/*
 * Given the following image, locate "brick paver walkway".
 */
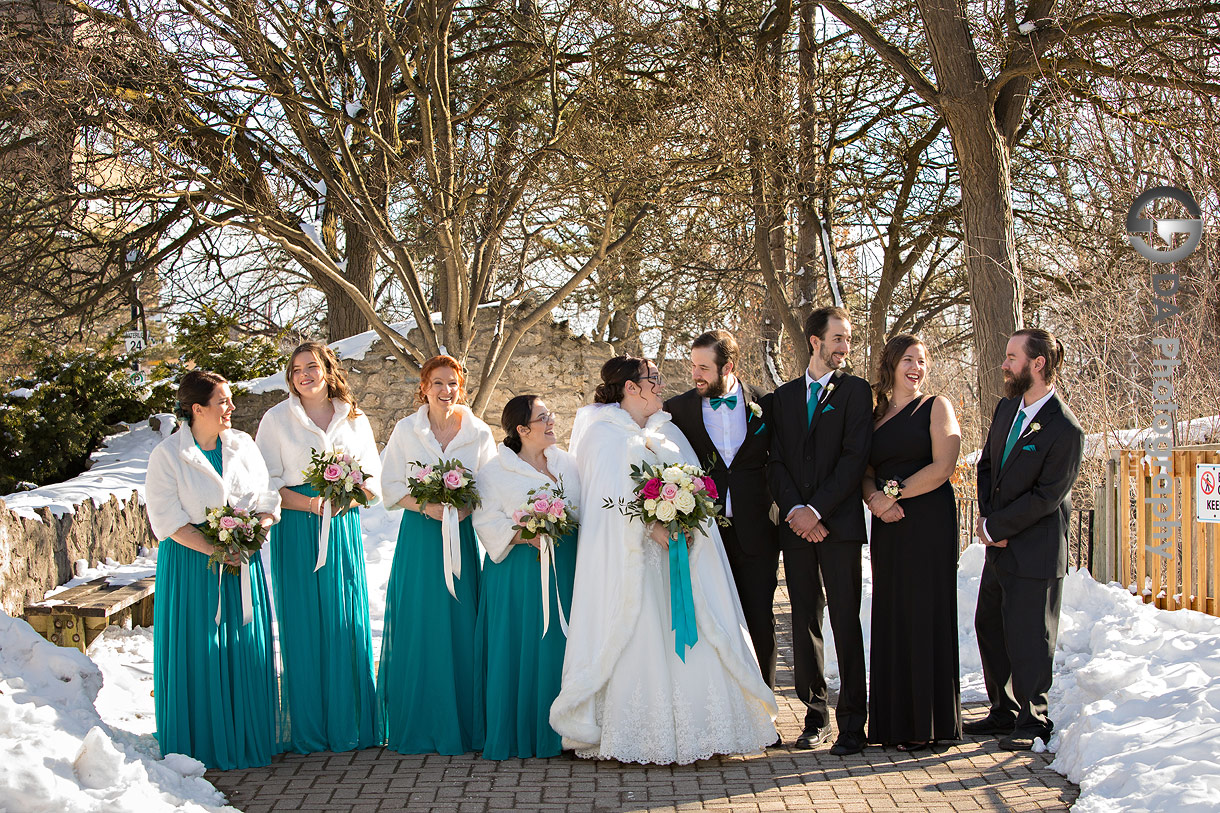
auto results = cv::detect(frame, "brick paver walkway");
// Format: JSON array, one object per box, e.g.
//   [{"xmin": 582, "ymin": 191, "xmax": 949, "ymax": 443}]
[{"xmin": 210, "ymin": 573, "xmax": 1079, "ymax": 812}]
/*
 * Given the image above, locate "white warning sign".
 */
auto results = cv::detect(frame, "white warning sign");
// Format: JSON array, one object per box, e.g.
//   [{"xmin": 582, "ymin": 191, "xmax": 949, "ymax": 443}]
[{"xmin": 1197, "ymin": 464, "xmax": 1220, "ymax": 523}]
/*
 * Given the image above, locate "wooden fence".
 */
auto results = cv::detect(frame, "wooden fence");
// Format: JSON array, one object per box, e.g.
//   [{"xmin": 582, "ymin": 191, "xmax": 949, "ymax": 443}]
[{"xmin": 1095, "ymin": 446, "xmax": 1219, "ymax": 617}]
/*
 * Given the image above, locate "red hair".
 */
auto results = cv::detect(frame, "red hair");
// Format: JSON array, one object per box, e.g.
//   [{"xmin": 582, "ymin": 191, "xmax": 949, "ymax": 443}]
[{"xmin": 416, "ymin": 355, "xmax": 467, "ymax": 406}]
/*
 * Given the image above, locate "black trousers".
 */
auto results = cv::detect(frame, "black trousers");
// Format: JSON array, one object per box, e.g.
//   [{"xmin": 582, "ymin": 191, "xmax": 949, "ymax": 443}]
[
  {"xmin": 720, "ymin": 521, "xmax": 780, "ymax": 687},
  {"xmin": 782, "ymin": 538, "xmax": 867, "ymax": 736},
  {"xmin": 974, "ymin": 556, "xmax": 1063, "ymax": 737}
]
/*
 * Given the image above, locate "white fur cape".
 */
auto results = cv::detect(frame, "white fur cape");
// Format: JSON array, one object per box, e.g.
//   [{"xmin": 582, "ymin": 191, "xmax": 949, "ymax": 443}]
[
  {"xmin": 472, "ymin": 444, "xmax": 582, "ymax": 563},
  {"xmin": 549, "ymin": 404, "xmax": 778, "ymax": 748}
]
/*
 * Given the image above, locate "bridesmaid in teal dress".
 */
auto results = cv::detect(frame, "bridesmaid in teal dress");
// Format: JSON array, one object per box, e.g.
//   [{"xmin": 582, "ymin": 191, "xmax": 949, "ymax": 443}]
[
  {"xmin": 144, "ymin": 369, "xmax": 283, "ymax": 770},
  {"xmin": 377, "ymin": 355, "xmax": 497, "ymax": 754},
  {"xmin": 255, "ymin": 342, "xmax": 382, "ymax": 753},
  {"xmin": 472, "ymin": 396, "xmax": 580, "ymax": 760}
]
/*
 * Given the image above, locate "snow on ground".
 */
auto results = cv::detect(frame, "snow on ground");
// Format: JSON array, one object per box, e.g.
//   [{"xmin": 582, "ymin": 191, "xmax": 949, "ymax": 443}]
[
  {"xmin": 1, "ymin": 417, "xmax": 175, "ymax": 520},
  {"xmin": 0, "ymin": 611, "xmax": 236, "ymax": 812}
]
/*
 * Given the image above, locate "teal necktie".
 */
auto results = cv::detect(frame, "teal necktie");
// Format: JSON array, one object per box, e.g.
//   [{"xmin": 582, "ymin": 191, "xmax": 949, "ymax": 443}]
[
  {"xmin": 806, "ymin": 381, "xmax": 822, "ymax": 425},
  {"xmin": 1001, "ymin": 408, "xmax": 1027, "ymax": 465},
  {"xmin": 710, "ymin": 394, "xmax": 737, "ymax": 411}
]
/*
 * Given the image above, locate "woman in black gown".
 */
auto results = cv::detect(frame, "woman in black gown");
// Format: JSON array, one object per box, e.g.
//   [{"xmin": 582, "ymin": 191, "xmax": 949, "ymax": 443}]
[{"xmin": 863, "ymin": 334, "xmax": 962, "ymax": 752}]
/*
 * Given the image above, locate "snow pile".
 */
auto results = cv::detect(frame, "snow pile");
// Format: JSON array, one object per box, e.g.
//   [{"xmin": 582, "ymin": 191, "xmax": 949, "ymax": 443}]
[
  {"xmin": 1049, "ymin": 571, "xmax": 1220, "ymax": 812},
  {"xmin": 0, "ymin": 611, "xmax": 237, "ymax": 812},
  {"xmin": 1, "ymin": 416, "xmax": 176, "ymax": 521}
]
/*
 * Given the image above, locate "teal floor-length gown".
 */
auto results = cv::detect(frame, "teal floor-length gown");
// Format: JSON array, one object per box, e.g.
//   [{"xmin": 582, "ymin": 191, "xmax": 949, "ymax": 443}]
[
  {"xmin": 475, "ymin": 530, "xmax": 577, "ymax": 760},
  {"xmin": 376, "ymin": 509, "xmax": 483, "ymax": 754},
  {"xmin": 271, "ymin": 483, "xmax": 381, "ymax": 753},
  {"xmin": 153, "ymin": 444, "xmax": 283, "ymax": 770}
]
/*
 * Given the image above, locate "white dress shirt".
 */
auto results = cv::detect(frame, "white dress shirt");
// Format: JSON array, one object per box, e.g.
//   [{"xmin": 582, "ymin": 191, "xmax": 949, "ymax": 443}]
[{"xmin": 701, "ymin": 379, "xmax": 747, "ymax": 517}]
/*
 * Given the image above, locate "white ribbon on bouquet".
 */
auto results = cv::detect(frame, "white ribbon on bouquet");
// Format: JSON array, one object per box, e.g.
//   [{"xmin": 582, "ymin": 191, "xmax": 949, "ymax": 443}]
[
  {"xmin": 314, "ymin": 499, "xmax": 333, "ymax": 572},
  {"xmin": 538, "ymin": 534, "xmax": 569, "ymax": 638},
  {"xmin": 441, "ymin": 503, "xmax": 463, "ymax": 599},
  {"xmin": 215, "ymin": 560, "xmax": 254, "ymax": 626}
]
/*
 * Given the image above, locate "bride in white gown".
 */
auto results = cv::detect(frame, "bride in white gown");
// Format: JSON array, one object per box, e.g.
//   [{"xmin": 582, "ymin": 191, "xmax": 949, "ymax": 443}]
[{"xmin": 550, "ymin": 356, "xmax": 778, "ymax": 764}]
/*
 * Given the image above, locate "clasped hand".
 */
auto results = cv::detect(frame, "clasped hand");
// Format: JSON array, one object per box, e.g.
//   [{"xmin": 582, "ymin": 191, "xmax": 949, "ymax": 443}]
[
  {"xmin": 787, "ymin": 506, "xmax": 828, "ymax": 542},
  {"xmin": 422, "ymin": 502, "xmax": 471, "ymax": 522},
  {"xmin": 866, "ymin": 492, "xmax": 904, "ymax": 524}
]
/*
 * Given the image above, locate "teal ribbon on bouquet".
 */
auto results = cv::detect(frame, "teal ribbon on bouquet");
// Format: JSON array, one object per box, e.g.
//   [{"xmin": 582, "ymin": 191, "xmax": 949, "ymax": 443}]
[{"xmin": 669, "ymin": 531, "xmax": 699, "ymax": 661}]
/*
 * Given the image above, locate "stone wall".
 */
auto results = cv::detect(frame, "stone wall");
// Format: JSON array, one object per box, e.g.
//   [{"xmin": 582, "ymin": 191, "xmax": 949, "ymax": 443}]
[
  {"xmin": 232, "ymin": 316, "xmax": 618, "ymax": 446},
  {"xmin": 0, "ymin": 491, "xmax": 153, "ymax": 618}
]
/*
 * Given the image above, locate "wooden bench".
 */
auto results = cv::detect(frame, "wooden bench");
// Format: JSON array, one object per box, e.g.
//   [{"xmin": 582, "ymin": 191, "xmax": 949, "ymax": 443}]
[{"xmin": 25, "ymin": 576, "xmax": 155, "ymax": 653}]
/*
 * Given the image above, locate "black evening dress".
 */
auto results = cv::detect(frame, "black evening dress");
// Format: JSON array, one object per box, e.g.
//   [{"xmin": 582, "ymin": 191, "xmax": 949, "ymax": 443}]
[{"xmin": 867, "ymin": 396, "xmax": 962, "ymax": 746}]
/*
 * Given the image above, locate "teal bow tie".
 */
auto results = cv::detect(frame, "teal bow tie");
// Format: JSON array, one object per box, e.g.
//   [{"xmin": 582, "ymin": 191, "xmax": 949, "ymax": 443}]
[{"xmin": 710, "ymin": 394, "xmax": 737, "ymax": 410}]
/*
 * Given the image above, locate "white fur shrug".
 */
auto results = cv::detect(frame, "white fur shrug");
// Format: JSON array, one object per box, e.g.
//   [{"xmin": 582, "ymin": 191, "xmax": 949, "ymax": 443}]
[
  {"xmin": 254, "ymin": 395, "xmax": 383, "ymax": 503},
  {"xmin": 380, "ymin": 405, "xmax": 497, "ymax": 510},
  {"xmin": 145, "ymin": 424, "xmax": 282, "ymax": 540},
  {"xmin": 472, "ymin": 444, "xmax": 582, "ymax": 563}
]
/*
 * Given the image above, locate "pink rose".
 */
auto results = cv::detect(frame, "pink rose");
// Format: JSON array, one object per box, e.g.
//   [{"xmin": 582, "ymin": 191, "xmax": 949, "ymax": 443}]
[
  {"xmin": 350, "ymin": 470, "xmax": 365, "ymax": 485},
  {"xmin": 323, "ymin": 463, "xmax": 343, "ymax": 482},
  {"xmin": 547, "ymin": 499, "xmax": 565, "ymax": 518},
  {"xmin": 660, "ymin": 482, "xmax": 679, "ymax": 501},
  {"xmin": 701, "ymin": 476, "xmax": 718, "ymax": 500},
  {"xmin": 414, "ymin": 464, "xmax": 433, "ymax": 482},
  {"xmin": 218, "ymin": 515, "xmax": 239, "ymax": 530},
  {"xmin": 533, "ymin": 497, "xmax": 551, "ymax": 514},
  {"xmin": 512, "ymin": 508, "xmax": 527, "ymax": 525},
  {"xmin": 443, "ymin": 469, "xmax": 464, "ymax": 489},
  {"xmin": 640, "ymin": 478, "xmax": 661, "ymax": 500},
  {"xmin": 341, "ymin": 453, "xmax": 354, "ymax": 465},
  {"xmin": 691, "ymin": 477, "xmax": 706, "ymax": 493}
]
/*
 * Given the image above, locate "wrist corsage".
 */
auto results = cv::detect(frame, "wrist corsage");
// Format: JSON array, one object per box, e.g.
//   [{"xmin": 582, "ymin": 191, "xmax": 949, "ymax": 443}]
[{"xmin": 878, "ymin": 477, "xmax": 904, "ymax": 499}]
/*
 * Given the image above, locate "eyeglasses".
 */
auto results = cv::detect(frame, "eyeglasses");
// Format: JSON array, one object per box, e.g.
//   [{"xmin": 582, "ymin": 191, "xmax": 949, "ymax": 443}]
[
  {"xmin": 638, "ymin": 372, "xmax": 665, "ymax": 390},
  {"xmin": 530, "ymin": 412, "xmax": 557, "ymax": 424}
]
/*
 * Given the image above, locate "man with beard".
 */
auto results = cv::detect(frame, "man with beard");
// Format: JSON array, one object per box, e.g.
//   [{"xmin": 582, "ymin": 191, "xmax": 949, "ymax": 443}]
[
  {"xmin": 664, "ymin": 330, "xmax": 780, "ymax": 695},
  {"xmin": 969, "ymin": 328, "xmax": 1083, "ymax": 751},
  {"xmin": 766, "ymin": 307, "xmax": 872, "ymax": 755}
]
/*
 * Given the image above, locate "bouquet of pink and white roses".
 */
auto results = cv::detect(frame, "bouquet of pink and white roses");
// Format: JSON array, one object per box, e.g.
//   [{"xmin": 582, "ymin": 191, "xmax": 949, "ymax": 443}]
[
  {"xmin": 303, "ymin": 447, "xmax": 372, "ymax": 509},
  {"xmin": 408, "ymin": 458, "xmax": 481, "ymax": 599},
  {"xmin": 302, "ymin": 447, "xmax": 372, "ymax": 571},
  {"xmin": 201, "ymin": 503, "xmax": 268, "ymax": 626},
  {"xmin": 607, "ymin": 461, "xmax": 727, "ymax": 539},
  {"xmin": 512, "ymin": 480, "xmax": 578, "ymax": 637},
  {"xmin": 512, "ymin": 481, "xmax": 578, "ymax": 543},
  {"xmin": 407, "ymin": 458, "xmax": 481, "ymax": 511},
  {"xmin": 202, "ymin": 504, "xmax": 268, "ymax": 574}
]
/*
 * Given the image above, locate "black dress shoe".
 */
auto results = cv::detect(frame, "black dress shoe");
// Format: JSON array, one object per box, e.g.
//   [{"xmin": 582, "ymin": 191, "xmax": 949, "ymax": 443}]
[
  {"xmin": 829, "ymin": 732, "xmax": 865, "ymax": 756},
  {"xmin": 998, "ymin": 733, "xmax": 1036, "ymax": 751},
  {"xmin": 767, "ymin": 735, "xmax": 783, "ymax": 748},
  {"xmin": 962, "ymin": 715, "xmax": 1016, "ymax": 736},
  {"xmin": 793, "ymin": 724, "xmax": 832, "ymax": 749}
]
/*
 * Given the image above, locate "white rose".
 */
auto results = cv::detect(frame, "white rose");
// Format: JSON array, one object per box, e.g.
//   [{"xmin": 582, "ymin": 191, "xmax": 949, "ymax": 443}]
[
  {"xmin": 655, "ymin": 500, "xmax": 678, "ymax": 522},
  {"xmin": 673, "ymin": 489, "xmax": 697, "ymax": 514},
  {"xmin": 219, "ymin": 529, "xmax": 231, "ymax": 541},
  {"xmin": 662, "ymin": 466, "xmax": 685, "ymax": 484},
  {"xmin": 644, "ymin": 498, "xmax": 658, "ymax": 512}
]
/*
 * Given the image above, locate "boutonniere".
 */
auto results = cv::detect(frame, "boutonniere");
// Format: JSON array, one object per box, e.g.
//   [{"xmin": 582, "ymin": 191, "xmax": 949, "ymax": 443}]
[
  {"xmin": 1024, "ymin": 422, "xmax": 1042, "ymax": 437},
  {"xmin": 823, "ymin": 382, "xmax": 837, "ymax": 397},
  {"xmin": 748, "ymin": 401, "xmax": 763, "ymax": 419}
]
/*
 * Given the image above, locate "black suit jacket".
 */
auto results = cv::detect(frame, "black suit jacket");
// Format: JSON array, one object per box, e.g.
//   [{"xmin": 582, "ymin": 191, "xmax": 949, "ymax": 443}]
[
  {"xmin": 664, "ymin": 383, "xmax": 778, "ymax": 552},
  {"xmin": 977, "ymin": 392, "xmax": 1085, "ymax": 579},
  {"xmin": 766, "ymin": 369, "xmax": 873, "ymax": 544}
]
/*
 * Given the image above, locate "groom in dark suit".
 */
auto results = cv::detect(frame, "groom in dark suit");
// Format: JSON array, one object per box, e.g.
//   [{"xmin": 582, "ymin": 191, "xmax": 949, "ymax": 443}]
[
  {"xmin": 664, "ymin": 330, "xmax": 780, "ymax": 688},
  {"xmin": 767, "ymin": 307, "xmax": 872, "ymax": 755},
  {"xmin": 969, "ymin": 328, "xmax": 1084, "ymax": 751}
]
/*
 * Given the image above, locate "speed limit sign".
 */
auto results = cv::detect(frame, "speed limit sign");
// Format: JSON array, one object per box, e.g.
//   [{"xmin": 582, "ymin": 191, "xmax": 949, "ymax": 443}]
[{"xmin": 1198, "ymin": 464, "xmax": 1220, "ymax": 523}]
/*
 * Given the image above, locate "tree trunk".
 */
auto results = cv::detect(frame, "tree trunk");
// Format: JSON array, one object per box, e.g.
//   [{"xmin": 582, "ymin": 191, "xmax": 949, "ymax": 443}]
[
  {"xmin": 944, "ymin": 100, "xmax": 1022, "ymax": 430},
  {"xmin": 324, "ymin": 222, "xmax": 376, "ymax": 341}
]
